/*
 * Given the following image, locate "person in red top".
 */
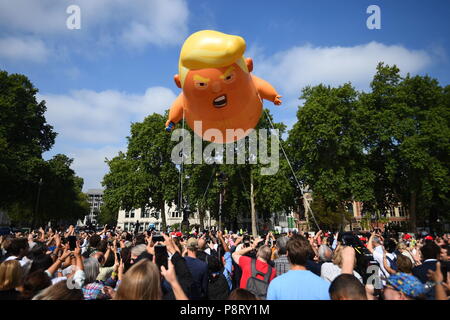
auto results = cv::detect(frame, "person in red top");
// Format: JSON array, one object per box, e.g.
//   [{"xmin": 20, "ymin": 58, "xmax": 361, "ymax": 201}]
[{"xmin": 232, "ymin": 237, "xmax": 276, "ymax": 289}]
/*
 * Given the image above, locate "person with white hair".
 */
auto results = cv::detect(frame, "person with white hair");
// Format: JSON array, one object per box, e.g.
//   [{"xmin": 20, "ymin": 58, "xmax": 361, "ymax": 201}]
[
  {"xmin": 274, "ymin": 236, "xmax": 290, "ymax": 276},
  {"xmin": 367, "ymin": 232, "xmax": 390, "ymax": 285},
  {"xmin": 318, "ymin": 244, "xmax": 333, "ymax": 263}
]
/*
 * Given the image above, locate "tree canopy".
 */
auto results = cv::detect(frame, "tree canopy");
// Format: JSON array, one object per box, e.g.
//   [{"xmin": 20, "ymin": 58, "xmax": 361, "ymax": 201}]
[
  {"xmin": 0, "ymin": 70, "xmax": 89, "ymax": 226},
  {"xmin": 288, "ymin": 63, "xmax": 449, "ymax": 231}
]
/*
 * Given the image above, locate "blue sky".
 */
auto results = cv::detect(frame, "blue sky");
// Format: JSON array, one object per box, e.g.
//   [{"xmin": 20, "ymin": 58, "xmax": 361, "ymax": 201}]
[{"xmin": 0, "ymin": 0, "xmax": 449, "ymax": 191}]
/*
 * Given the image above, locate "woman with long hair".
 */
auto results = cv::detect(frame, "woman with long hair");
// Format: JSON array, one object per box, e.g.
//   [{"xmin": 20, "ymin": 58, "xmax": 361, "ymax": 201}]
[
  {"xmin": 0, "ymin": 260, "xmax": 23, "ymax": 300},
  {"xmin": 114, "ymin": 258, "xmax": 187, "ymax": 300}
]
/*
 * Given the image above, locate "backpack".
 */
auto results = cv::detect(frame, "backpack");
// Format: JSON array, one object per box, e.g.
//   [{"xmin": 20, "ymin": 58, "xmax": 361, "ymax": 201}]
[
  {"xmin": 246, "ymin": 259, "xmax": 272, "ymax": 300},
  {"xmin": 386, "ymin": 253, "xmax": 398, "ymax": 272},
  {"xmin": 207, "ymin": 273, "xmax": 230, "ymax": 300}
]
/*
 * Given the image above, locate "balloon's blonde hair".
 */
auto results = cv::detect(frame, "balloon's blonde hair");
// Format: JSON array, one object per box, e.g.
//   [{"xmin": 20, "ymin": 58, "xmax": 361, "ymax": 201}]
[{"xmin": 178, "ymin": 30, "xmax": 249, "ymax": 87}]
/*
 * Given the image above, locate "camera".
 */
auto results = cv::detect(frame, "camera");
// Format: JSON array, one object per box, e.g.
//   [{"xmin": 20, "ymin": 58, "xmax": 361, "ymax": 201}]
[
  {"xmin": 338, "ymin": 232, "xmax": 364, "ymax": 248},
  {"xmin": 338, "ymin": 232, "xmax": 375, "ymax": 284}
]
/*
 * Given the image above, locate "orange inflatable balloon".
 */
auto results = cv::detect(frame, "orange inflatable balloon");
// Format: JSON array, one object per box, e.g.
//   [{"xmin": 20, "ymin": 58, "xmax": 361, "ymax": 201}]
[{"xmin": 165, "ymin": 30, "xmax": 282, "ymax": 144}]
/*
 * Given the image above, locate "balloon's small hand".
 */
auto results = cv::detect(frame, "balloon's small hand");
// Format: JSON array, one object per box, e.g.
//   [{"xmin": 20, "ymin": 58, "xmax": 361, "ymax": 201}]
[
  {"xmin": 165, "ymin": 121, "xmax": 175, "ymax": 132},
  {"xmin": 274, "ymin": 95, "xmax": 282, "ymax": 105}
]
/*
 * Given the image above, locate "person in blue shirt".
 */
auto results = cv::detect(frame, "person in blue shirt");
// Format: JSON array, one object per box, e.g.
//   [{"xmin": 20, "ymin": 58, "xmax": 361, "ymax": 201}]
[
  {"xmin": 183, "ymin": 237, "xmax": 209, "ymax": 300},
  {"xmin": 267, "ymin": 235, "xmax": 330, "ymax": 300},
  {"xmin": 217, "ymin": 231, "xmax": 233, "ymax": 289}
]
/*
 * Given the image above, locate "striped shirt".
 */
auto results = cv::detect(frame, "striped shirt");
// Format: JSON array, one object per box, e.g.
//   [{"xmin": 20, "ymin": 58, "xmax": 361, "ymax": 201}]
[{"xmin": 274, "ymin": 255, "xmax": 290, "ymax": 276}]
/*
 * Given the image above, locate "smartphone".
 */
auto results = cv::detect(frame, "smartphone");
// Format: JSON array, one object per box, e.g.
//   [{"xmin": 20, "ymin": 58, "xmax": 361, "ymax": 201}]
[
  {"xmin": 68, "ymin": 236, "xmax": 77, "ymax": 251},
  {"xmin": 152, "ymin": 232, "xmax": 164, "ymax": 243},
  {"xmin": 154, "ymin": 245, "xmax": 168, "ymax": 270}
]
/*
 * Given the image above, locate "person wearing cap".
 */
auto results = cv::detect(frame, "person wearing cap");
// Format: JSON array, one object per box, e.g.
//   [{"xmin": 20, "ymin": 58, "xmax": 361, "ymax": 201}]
[
  {"xmin": 183, "ymin": 237, "xmax": 208, "ymax": 300},
  {"xmin": 383, "ymin": 273, "xmax": 426, "ymax": 300}
]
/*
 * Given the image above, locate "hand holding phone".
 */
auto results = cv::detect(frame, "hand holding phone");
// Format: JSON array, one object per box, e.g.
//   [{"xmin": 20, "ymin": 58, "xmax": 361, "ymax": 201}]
[
  {"xmin": 154, "ymin": 245, "xmax": 168, "ymax": 270},
  {"xmin": 68, "ymin": 236, "xmax": 77, "ymax": 251}
]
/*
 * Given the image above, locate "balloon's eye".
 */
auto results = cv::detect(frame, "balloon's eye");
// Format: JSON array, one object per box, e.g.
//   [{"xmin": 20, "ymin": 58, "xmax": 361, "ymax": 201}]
[
  {"xmin": 195, "ymin": 82, "xmax": 208, "ymax": 89},
  {"xmin": 223, "ymin": 72, "xmax": 235, "ymax": 83}
]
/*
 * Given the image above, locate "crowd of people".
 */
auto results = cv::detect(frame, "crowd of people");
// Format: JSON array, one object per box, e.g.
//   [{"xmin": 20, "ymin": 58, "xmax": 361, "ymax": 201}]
[{"xmin": 0, "ymin": 225, "xmax": 449, "ymax": 300}]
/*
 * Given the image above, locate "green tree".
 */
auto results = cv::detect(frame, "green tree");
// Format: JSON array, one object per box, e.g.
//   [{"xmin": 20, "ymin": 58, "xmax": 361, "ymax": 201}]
[
  {"xmin": 309, "ymin": 194, "xmax": 352, "ymax": 231},
  {"xmin": 288, "ymin": 82, "xmax": 373, "ymax": 228},
  {"xmin": 1, "ymin": 71, "xmax": 89, "ymax": 226},
  {"xmin": 360, "ymin": 64, "xmax": 450, "ymax": 231},
  {"xmin": 288, "ymin": 63, "xmax": 449, "ymax": 232},
  {"xmin": 7, "ymin": 154, "xmax": 89, "ymax": 226},
  {"xmin": 0, "ymin": 70, "xmax": 56, "ymax": 211},
  {"xmin": 101, "ymin": 152, "xmax": 136, "ymax": 225},
  {"xmin": 102, "ymin": 113, "xmax": 178, "ymax": 231}
]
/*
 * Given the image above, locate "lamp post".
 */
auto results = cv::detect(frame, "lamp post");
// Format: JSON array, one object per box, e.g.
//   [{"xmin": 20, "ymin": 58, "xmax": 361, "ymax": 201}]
[
  {"xmin": 32, "ymin": 178, "xmax": 43, "ymax": 229},
  {"xmin": 181, "ymin": 203, "xmax": 191, "ymax": 232},
  {"xmin": 216, "ymin": 172, "xmax": 227, "ymax": 231}
]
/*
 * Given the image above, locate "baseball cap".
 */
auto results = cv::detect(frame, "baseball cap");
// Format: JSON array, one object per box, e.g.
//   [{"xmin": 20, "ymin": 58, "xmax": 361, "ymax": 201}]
[{"xmin": 424, "ymin": 235, "xmax": 433, "ymax": 240}]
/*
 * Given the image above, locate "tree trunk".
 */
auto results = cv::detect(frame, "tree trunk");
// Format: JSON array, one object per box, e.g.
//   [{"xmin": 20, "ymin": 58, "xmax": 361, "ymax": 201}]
[
  {"xmin": 250, "ymin": 173, "xmax": 258, "ymax": 237},
  {"xmin": 409, "ymin": 191, "xmax": 417, "ymax": 233},
  {"xmin": 160, "ymin": 201, "xmax": 167, "ymax": 232}
]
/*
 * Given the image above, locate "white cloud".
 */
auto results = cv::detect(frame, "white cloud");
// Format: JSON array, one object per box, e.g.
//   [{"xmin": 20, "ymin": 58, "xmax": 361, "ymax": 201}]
[
  {"xmin": 120, "ymin": 0, "xmax": 189, "ymax": 47},
  {"xmin": 68, "ymin": 145, "xmax": 125, "ymax": 190},
  {"xmin": 0, "ymin": 0, "xmax": 189, "ymax": 48},
  {"xmin": 0, "ymin": 37, "xmax": 49, "ymax": 62},
  {"xmin": 255, "ymin": 42, "xmax": 433, "ymax": 94},
  {"xmin": 40, "ymin": 86, "xmax": 178, "ymax": 190},
  {"xmin": 39, "ymin": 87, "xmax": 177, "ymax": 144}
]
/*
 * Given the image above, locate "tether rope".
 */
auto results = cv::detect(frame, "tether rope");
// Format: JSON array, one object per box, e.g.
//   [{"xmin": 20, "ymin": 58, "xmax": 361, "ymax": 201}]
[{"xmin": 263, "ymin": 108, "xmax": 320, "ymax": 230}]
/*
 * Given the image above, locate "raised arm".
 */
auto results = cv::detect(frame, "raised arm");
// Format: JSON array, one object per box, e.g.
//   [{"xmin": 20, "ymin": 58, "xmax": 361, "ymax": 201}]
[
  {"xmin": 232, "ymin": 237, "xmax": 261, "ymax": 264},
  {"xmin": 161, "ymin": 260, "xmax": 188, "ymax": 300},
  {"xmin": 367, "ymin": 232, "xmax": 376, "ymax": 254},
  {"xmin": 165, "ymin": 94, "xmax": 185, "ymax": 130},
  {"xmin": 217, "ymin": 231, "xmax": 229, "ymax": 253},
  {"xmin": 382, "ymin": 248, "xmax": 397, "ymax": 275},
  {"xmin": 341, "ymin": 246, "xmax": 356, "ymax": 275},
  {"xmin": 46, "ymin": 250, "xmax": 72, "ymax": 276},
  {"xmin": 251, "ymin": 75, "xmax": 282, "ymax": 105}
]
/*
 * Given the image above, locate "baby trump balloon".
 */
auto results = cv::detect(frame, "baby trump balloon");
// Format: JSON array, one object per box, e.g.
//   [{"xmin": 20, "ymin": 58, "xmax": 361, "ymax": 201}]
[{"xmin": 165, "ymin": 30, "xmax": 282, "ymax": 144}]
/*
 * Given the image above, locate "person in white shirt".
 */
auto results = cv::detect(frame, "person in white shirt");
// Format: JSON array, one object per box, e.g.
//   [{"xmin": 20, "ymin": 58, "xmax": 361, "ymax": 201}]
[
  {"xmin": 4, "ymin": 238, "xmax": 32, "ymax": 272},
  {"xmin": 367, "ymin": 232, "xmax": 390, "ymax": 285},
  {"xmin": 321, "ymin": 245, "xmax": 363, "ymax": 283}
]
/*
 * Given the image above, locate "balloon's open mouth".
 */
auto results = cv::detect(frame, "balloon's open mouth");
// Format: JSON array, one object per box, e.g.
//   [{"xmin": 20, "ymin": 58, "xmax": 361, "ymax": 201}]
[{"xmin": 213, "ymin": 94, "xmax": 227, "ymax": 108}]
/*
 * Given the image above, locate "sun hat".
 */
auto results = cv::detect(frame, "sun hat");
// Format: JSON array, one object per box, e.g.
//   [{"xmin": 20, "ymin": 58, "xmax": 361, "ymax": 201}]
[{"xmin": 386, "ymin": 273, "xmax": 426, "ymax": 299}]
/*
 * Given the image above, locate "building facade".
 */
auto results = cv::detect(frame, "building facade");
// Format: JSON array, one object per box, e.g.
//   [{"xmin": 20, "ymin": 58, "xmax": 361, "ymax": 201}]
[
  {"xmin": 294, "ymin": 192, "xmax": 410, "ymax": 231},
  {"xmin": 116, "ymin": 203, "xmax": 217, "ymax": 232},
  {"xmin": 349, "ymin": 201, "xmax": 409, "ymax": 231},
  {"xmin": 82, "ymin": 189, "xmax": 104, "ymax": 226}
]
